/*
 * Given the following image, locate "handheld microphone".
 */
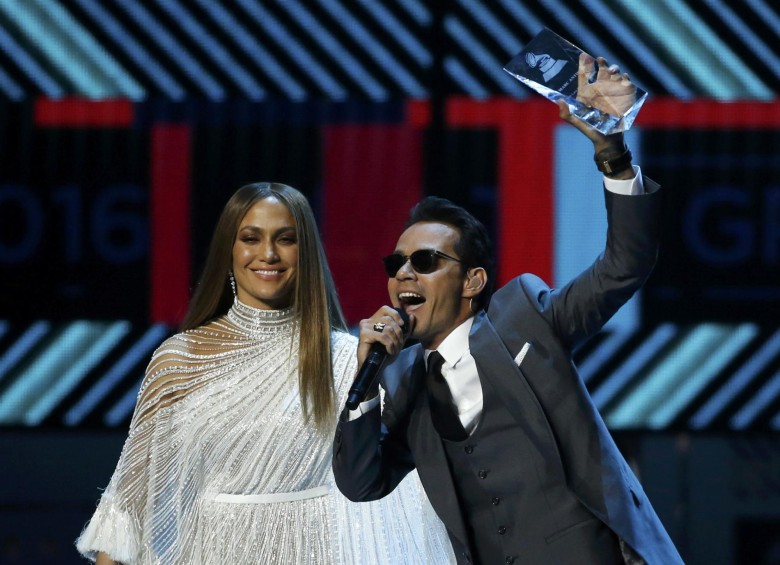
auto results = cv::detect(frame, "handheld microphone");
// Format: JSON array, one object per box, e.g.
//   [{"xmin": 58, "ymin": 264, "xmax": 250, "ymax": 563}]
[{"xmin": 345, "ymin": 308, "xmax": 410, "ymax": 411}]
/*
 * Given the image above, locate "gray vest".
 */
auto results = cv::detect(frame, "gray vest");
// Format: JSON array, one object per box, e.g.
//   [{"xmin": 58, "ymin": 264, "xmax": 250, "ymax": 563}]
[{"xmin": 440, "ymin": 373, "xmax": 623, "ymax": 564}]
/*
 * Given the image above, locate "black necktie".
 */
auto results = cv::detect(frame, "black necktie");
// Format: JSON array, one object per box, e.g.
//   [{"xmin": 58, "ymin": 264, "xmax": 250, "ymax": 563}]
[{"xmin": 425, "ymin": 351, "xmax": 468, "ymax": 441}]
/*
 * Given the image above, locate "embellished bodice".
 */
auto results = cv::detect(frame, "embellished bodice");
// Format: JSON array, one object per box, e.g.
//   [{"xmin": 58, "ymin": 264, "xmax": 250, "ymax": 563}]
[{"xmin": 133, "ymin": 299, "xmax": 351, "ymax": 497}]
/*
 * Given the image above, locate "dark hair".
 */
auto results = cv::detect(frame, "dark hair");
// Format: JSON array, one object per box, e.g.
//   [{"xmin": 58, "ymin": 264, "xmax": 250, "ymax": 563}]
[
  {"xmin": 406, "ymin": 196, "xmax": 494, "ymax": 310},
  {"xmin": 181, "ymin": 182, "xmax": 347, "ymax": 433}
]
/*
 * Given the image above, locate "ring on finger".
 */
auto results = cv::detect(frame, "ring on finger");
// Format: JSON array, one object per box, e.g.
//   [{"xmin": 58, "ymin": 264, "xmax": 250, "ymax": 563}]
[{"xmin": 373, "ymin": 322, "xmax": 386, "ymax": 332}]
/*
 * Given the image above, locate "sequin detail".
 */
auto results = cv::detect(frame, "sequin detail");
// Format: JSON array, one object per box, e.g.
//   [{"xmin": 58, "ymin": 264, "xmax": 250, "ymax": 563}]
[{"xmin": 76, "ymin": 299, "xmax": 454, "ymax": 564}]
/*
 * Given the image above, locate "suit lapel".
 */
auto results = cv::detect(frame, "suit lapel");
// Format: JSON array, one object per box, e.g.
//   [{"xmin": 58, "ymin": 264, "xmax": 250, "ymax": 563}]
[
  {"xmin": 406, "ymin": 358, "xmax": 470, "ymax": 547},
  {"xmin": 468, "ymin": 313, "xmax": 561, "ymax": 461}
]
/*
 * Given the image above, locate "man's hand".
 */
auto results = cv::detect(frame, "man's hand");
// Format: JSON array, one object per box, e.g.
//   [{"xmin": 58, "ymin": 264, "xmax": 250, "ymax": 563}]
[
  {"xmin": 576, "ymin": 53, "xmax": 637, "ymax": 118},
  {"xmin": 557, "ymin": 53, "xmax": 636, "ymax": 159},
  {"xmin": 357, "ymin": 306, "xmax": 411, "ymax": 367},
  {"xmin": 557, "ymin": 97, "xmax": 625, "ymax": 158}
]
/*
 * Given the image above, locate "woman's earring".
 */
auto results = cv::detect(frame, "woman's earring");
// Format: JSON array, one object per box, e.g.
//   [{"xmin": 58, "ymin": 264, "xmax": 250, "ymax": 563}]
[{"xmin": 229, "ymin": 271, "xmax": 237, "ymax": 297}]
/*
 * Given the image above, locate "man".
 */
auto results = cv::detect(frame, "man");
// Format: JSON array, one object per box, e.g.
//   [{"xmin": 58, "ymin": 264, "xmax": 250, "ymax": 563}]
[{"xmin": 333, "ymin": 57, "xmax": 683, "ymax": 564}]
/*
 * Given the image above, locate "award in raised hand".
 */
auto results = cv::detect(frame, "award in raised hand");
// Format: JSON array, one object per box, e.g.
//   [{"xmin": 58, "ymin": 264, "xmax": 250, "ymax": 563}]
[{"xmin": 504, "ymin": 28, "xmax": 647, "ymax": 134}]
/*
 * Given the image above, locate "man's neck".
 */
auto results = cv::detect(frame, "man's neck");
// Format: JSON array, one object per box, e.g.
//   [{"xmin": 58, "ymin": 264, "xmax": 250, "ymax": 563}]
[{"xmin": 424, "ymin": 316, "xmax": 475, "ymax": 353}]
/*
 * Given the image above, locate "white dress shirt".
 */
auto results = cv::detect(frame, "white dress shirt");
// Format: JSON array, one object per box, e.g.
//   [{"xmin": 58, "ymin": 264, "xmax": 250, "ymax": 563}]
[{"xmin": 425, "ymin": 317, "xmax": 481, "ymax": 432}]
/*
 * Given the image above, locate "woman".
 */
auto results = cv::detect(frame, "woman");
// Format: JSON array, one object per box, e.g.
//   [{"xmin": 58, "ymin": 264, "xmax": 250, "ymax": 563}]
[{"xmin": 76, "ymin": 182, "xmax": 453, "ymax": 564}]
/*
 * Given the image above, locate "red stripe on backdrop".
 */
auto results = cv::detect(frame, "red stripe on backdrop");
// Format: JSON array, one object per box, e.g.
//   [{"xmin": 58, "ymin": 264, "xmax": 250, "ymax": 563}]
[
  {"xmin": 150, "ymin": 125, "xmax": 192, "ymax": 324},
  {"xmin": 439, "ymin": 98, "xmax": 780, "ymax": 283},
  {"xmin": 639, "ymin": 98, "xmax": 780, "ymax": 128},
  {"xmin": 408, "ymin": 97, "xmax": 558, "ymax": 285},
  {"xmin": 34, "ymin": 97, "xmax": 133, "ymax": 127},
  {"xmin": 322, "ymin": 125, "xmax": 423, "ymax": 325},
  {"xmin": 406, "ymin": 98, "xmax": 780, "ymax": 286},
  {"xmin": 491, "ymin": 99, "xmax": 558, "ymax": 287}
]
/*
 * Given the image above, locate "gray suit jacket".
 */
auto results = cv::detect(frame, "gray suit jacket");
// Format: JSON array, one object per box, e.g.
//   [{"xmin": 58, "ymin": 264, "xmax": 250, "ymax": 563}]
[{"xmin": 333, "ymin": 182, "xmax": 684, "ymax": 564}]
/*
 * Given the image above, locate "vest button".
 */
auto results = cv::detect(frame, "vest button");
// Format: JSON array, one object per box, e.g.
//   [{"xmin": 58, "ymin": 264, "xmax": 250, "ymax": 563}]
[
  {"xmin": 498, "ymin": 526, "xmax": 507, "ymax": 535},
  {"xmin": 478, "ymin": 469, "xmax": 488, "ymax": 479},
  {"xmin": 505, "ymin": 556, "xmax": 515, "ymax": 564},
  {"xmin": 492, "ymin": 497, "xmax": 501, "ymax": 506},
  {"xmin": 464, "ymin": 445, "xmax": 474, "ymax": 454}
]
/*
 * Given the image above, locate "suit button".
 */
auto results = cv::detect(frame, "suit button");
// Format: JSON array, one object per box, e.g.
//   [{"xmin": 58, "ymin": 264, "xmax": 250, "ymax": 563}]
[
  {"xmin": 461, "ymin": 552, "xmax": 470, "ymax": 563},
  {"xmin": 478, "ymin": 469, "xmax": 488, "ymax": 479},
  {"xmin": 498, "ymin": 526, "xmax": 507, "ymax": 535},
  {"xmin": 492, "ymin": 497, "xmax": 501, "ymax": 506},
  {"xmin": 464, "ymin": 445, "xmax": 474, "ymax": 454},
  {"xmin": 505, "ymin": 557, "xmax": 515, "ymax": 564}
]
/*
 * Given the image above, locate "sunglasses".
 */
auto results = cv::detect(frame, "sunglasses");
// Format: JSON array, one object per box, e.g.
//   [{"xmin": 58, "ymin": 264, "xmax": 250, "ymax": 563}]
[{"xmin": 383, "ymin": 249, "xmax": 464, "ymax": 278}]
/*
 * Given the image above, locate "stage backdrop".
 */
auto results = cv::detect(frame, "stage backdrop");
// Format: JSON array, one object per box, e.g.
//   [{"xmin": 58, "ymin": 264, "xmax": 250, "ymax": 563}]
[{"xmin": 2, "ymin": 98, "xmax": 780, "ymax": 432}]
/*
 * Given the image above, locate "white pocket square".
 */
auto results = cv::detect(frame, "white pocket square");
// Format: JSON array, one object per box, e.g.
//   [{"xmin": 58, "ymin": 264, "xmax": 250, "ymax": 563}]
[{"xmin": 514, "ymin": 342, "xmax": 530, "ymax": 366}]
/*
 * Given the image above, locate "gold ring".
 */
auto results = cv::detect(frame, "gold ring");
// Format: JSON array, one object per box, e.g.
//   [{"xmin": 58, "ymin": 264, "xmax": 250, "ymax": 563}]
[{"xmin": 373, "ymin": 322, "xmax": 386, "ymax": 332}]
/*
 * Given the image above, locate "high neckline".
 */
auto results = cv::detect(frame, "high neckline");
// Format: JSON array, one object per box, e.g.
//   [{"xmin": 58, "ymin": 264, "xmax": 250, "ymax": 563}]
[{"xmin": 227, "ymin": 298, "xmax": 295, "ymax": 337}]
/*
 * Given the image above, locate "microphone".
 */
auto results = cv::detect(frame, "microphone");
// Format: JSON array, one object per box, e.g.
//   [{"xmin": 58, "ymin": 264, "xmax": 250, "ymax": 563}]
[{"xmin": 345, "ymin": 308, "xmax": 410, "ymax": 411}]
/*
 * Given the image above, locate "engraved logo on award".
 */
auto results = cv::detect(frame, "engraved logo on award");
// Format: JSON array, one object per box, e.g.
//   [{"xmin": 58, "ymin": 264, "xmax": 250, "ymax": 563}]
[{"xmin": 525, "ymin": 52, "xmax": 569, "ymax": 83}]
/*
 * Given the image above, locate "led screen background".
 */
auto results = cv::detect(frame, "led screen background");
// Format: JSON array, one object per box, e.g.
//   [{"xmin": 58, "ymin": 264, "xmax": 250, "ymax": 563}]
[{"xmin": 2, "ymin": 2, "xmax": 780, "ymax": 563}]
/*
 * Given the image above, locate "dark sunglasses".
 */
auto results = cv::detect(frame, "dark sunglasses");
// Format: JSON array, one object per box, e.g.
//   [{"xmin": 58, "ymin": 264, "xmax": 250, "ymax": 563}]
[{"xmin": 383, "ymin": 249, "xmax": 464, "ymax": 278}]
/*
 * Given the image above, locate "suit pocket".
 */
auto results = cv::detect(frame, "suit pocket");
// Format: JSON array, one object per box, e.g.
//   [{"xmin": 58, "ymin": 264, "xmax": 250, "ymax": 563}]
[
  {"xmin": 544, "ymin": 517, "xmax": 602, "ymax": 544},
  {"xmin": 514, "ymin": 342, "xmax": 531, "ymax": 366},
  {"xmin": 619, "ymin": 463, "xmax": 644, "ymax": 508}
]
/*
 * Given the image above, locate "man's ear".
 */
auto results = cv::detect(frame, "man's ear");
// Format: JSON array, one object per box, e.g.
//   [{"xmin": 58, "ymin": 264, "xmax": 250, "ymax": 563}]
[{"xmin": 463, "ymin": 267, "xmax": 487, "ymax": 298}]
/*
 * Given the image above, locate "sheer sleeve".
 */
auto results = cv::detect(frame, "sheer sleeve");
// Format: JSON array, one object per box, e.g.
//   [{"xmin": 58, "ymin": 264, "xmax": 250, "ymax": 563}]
[{"xmin": 75, "ymin": 334, "xmax": 203, "ymax": 563}]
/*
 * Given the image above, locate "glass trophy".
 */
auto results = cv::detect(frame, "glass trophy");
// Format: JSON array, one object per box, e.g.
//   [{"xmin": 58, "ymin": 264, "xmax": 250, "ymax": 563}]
[{"xmin": 503, "ymin": 28, "xmax": 647, "ymax": 134}]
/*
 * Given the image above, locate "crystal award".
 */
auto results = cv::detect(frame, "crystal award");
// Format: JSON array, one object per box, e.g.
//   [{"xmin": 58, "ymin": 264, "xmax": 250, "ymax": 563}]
[{"xmin": 504, "ymin": 28, "xmax": 647, "ymax": 134}]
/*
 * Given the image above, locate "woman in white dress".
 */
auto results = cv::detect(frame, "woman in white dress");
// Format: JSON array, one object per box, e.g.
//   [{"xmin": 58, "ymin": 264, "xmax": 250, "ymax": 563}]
[{"xmin": 76, "ymin": 182, "xmax": 453, "ymax": 564}]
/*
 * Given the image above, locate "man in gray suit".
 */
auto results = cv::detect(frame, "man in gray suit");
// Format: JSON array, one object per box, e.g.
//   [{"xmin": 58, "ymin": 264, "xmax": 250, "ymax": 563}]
[{"xmin": 332, "ymin": 58, "xmax": 683, "ymax": 564}]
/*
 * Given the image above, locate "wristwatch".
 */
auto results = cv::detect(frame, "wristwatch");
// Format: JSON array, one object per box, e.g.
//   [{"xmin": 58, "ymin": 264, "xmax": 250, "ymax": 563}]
[{"xmin": 594, "ymin": 146, "xmax": 633, "ymax": 177}]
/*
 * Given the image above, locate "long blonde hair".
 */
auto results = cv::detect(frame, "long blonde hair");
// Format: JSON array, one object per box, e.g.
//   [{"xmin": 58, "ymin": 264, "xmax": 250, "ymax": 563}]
[{"xmin": 182, "ymin": 182, "xmax": 347, "ymax": 432}]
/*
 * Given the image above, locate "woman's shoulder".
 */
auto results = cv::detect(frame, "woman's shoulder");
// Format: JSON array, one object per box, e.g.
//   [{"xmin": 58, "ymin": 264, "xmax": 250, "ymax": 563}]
[
  {"xmin": 136, "ymin": 318, "xmax": 239, "ymax": 414},
  {"xmin": 153, "ymin": 317, "xmax": 240, "ymax": 353},
  {"xmin": 148, "ymin": 325, "xmax": 213, "ymax": 366},
  {"xmin": 136, "ymin": 332, "xmax": 196, "ymax": 415}
]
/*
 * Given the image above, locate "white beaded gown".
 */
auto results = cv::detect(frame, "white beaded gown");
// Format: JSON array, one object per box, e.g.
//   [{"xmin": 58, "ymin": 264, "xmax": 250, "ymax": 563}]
[{"xmin": 76, "ymin": 299, "xmax": 454, "ymax": 564}]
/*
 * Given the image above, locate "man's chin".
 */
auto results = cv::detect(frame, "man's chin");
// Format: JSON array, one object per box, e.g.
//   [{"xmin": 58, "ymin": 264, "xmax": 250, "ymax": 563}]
[{"xmin": 410, "ymin": 328, "xmax": 434, "ymax": 349}]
